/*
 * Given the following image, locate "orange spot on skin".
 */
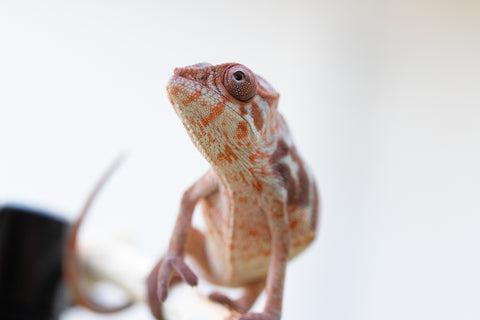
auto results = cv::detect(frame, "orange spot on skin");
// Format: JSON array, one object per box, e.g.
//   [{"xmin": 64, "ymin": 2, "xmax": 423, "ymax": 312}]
[
  {"xmin": 248, "ymin": 167, "xmax": 264, "ymax": 192},
  {"xmin": 223, "ymin": 133, "xmax": 232, "ymax": 144},
  {"xmin": 241, "ymin": 243, "xmax": 250, "ymax": 250},
  {"xmin": 201, "ymin": 102, "xmax": 225, "ymax": 126},
  {"xmin": 253, "ymin": 180, "xmax": 263, "ymax": 193},
  {"xmin": 236, "ymin": 121, "xmax": 248, "ymax": 139},
  {"xmin": 248, "ymin": 230, "xmax": 258, "ymax": 236},
  {"xmin": 238, "ymin": 171, "xmax": 248, "ymax": 186},
  {"xmin": 182, "ymin": 90, "xmax": 202, "ymax": 105},
  {"xmin": 239, "ymin": 105, "xmax": 248, "ymax": 116},
  {"xmin": 290, "ymin": 220, "xmax": 299, "ymax": 229},
  {"xmin": 216, "ymin": 144, "xmax": 239, "ymax": 164},
  {"xmin": 293, "ymin": 240, "xmax": 302, "ymax": 249},
  {"xmin": 249, "ymin": 152, "xmax": 267, "ymax": 164},
  {"xmin": 168, "ymin": 86, "xmax": 180, "ymax": 96},
  {"xmin": 224, "ymin": 144, "xmax": 238, "ymax": 161},
  {"xmin": 216, "ymin": 152, "xmax": 228, "ymax": 163},
  {"xmin": 237, "ymin": 196, "xmax": 247, "ymax": 202}
]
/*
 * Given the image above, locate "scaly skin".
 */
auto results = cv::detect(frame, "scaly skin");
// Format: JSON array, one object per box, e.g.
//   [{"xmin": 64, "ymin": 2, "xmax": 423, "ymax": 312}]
[{"xmin": 148, "ymin": 62, "xmax": 320, "ymax": 320}]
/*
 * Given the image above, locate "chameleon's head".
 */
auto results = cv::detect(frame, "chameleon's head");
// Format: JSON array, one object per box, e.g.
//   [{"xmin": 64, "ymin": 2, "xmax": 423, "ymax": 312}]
[{"xmin": 167, "ymin": 62, "xmax": 280, "ymax": 167}]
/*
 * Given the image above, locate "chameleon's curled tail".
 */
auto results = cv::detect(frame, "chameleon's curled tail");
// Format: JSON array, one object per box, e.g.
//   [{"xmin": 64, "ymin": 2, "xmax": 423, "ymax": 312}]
[{"xmin": 62, "ymin": 155, "xmax": 134, "ymax": 313}]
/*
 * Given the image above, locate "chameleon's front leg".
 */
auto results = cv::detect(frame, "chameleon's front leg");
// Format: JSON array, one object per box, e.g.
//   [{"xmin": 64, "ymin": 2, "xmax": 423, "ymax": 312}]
[
  {"xmin": 155, "ymin": 170, "xmax": 218, "ymax": 302},
  {"xmin": 240, "ymin": 196, "xmax": 290, "ymax": 320}
]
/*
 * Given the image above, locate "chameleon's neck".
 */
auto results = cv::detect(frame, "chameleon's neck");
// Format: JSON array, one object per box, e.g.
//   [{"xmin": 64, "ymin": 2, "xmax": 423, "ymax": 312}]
[
  {"xmin": 210, "ymin": 141, "xmax": 276, "ymax": 198},
  {"xmin": 212, "ymin": 115, "xmax": 287, "ymax": 197}
]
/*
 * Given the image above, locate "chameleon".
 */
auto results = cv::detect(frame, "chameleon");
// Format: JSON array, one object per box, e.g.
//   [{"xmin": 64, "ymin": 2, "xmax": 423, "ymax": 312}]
[
  {"xmin": 147, "ymin": 62, "xmax": 320, "ymax": 320},
  {"xmin": 61, "ymin": 62, "xmax": 320, "ymax": 319}
]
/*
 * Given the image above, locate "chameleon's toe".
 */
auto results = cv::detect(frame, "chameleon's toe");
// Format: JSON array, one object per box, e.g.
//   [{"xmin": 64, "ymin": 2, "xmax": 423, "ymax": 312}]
[
  {"xmin": 157, "ymin": 255, "xmax": 198, "ymax": 302},
  {"xmin": 170, "ymin": 256, "xmax": 198, "ymax": 286},
  {"xmin": 147, "ymin": 257, "xmax": 185, "ymax": 320}
]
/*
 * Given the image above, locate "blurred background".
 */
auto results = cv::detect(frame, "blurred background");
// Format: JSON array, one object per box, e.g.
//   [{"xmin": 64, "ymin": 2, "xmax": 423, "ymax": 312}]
[{"xmin": 0, "ymin": 0, "xmax": 479, "ymax": 319}]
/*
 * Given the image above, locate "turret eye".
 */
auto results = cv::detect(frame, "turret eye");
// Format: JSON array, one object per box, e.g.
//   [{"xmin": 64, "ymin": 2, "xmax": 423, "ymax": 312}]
[
  {"xmin": 223, "ymin": 65, "xmax": 257, "ymax": 102},
  {"xmin": 234, "ymin": 71, "xmax": 245, "ymax": 81}
]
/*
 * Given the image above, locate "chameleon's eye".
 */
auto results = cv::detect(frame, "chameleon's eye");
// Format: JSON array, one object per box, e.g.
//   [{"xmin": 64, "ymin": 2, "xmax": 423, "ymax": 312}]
[
  {"xmin": 223, "ymin": 65, "xmax": 257, "ymax": 102},
  {"xmin": 234, "ymin": 71, "xmax": 245, "ymax": 81}
]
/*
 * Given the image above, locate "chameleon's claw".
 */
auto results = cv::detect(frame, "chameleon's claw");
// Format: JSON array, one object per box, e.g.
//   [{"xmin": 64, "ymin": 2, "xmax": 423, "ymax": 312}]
[
  {"xmin": 157, "ymin": 255, "xmax": 198, "ymax": 302},
  {"xmin": 171, "ymin": 256, "xmax": 198, "ymax": 286}
]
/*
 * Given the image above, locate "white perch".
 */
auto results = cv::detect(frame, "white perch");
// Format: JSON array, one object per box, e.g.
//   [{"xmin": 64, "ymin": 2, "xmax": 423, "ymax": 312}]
[{"xmin": 79, "ymin": 236, "xmax": 241, "ymax": 320}]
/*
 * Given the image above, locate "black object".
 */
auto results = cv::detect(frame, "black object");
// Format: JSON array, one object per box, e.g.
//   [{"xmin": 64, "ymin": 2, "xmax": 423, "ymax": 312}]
[{"xmin": 0, "ymin": 204, "xmax": 70, "ymax": 320}]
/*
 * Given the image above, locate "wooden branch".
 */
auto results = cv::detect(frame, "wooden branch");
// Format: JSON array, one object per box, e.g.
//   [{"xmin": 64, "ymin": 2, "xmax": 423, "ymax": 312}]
[{"xmin": 79, "ymin": 235, "xmax": 241, "ymax": 320}]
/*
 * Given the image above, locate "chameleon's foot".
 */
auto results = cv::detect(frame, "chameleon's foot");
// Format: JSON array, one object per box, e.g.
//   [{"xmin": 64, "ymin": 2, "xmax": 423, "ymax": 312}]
[
  {"xmin": 157, "ymin": 254, "xmax": 198, "ymax": 302},
  {"xmin": 147, "ymin": 257, "xmax": 186, "ymax": 320},
  {"xmin": 209, "ymin": 291, "xmax": 244, "ymax": 313},
  {"xmin": 237, "ymin": 312, "xmax": 279, "ymax": 320}
]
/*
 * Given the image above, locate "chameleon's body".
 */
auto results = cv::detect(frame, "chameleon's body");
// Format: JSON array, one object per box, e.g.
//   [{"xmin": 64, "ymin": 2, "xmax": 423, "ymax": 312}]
[{"xmin": 149, "ymin": 63, "xmax": 320, "ymax": 320}]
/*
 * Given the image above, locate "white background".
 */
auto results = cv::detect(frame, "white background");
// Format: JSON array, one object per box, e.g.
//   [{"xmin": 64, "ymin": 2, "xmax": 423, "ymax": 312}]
[{"xmin": 1, "ymin": 1, "xmax": 479, "ymax": 319}]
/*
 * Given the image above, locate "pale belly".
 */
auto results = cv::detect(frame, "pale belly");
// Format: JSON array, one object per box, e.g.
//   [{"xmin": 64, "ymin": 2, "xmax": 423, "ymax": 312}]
[{"xmin": 200, "ymin": 190, "xmax": 317, "ymax": 287}]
